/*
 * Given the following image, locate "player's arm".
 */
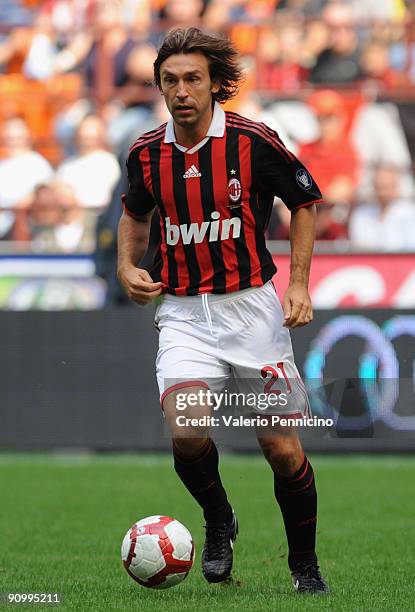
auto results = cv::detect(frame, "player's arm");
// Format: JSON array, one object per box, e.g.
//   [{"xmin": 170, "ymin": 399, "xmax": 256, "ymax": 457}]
[
  {"xmin": 254, "ymin": 129, "xmax": 322, "ymax": 328},
  {"xmin": 117, "ymin": 150, "xmax": 162, "ymax": 306},
  {"xmin": 284, "ymin": 204, "xmax": 316, "ymax": 328},
  {"xmin": 117, "ymin": 212, "xmax": 162, "ymax": 305}
]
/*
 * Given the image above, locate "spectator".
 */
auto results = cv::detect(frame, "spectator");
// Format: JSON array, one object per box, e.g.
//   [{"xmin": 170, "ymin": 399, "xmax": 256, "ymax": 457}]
[
  {"xmin": 1, "ymin": 0, "xmax": 415, "ymax": 257},
  {"xmin": 313, "ymin": 200, "xmax": 349, "ymax": 240},
  {"xmin": 203, "ymin": 0, "xmax": 232, "ymax": 31},
  {"xmin": 233, "ymin": 95, "xmax": 296, "ymax": 152},
  {"xmin": 56, "ymin": 114, "xmax": 121, "ymax": 210},
  {"xmin": 254, "ymin": 96, "xmax": 320, "ymax": 155},
  {"xmin": 159, "ymin": 0, "xmax": 205, "ymax": 31},
  {"xmin": 267, "ymin": 199, "xmax": 348, "ymax": 241},
  {"xmin": 51, "ymin": 0, "xmax": 157, "ymax": 149},
  {"xmin": 122, "ymin": 0, "xmax": 152, "ymax": 36},
  {"xmin": 240, "ymin": 0, "xmax": 279, "ymax": 22},
  {"xmin": 54, "ymin": 38, "xmax": 158, "ymax": 156},
  {"xmin": 299, "ymin": 89, "xmax": 360, "ymax": 206},
  {"xmin": 105, "ymin": 42, "xmax": 158, "ymax": 152},
  {"xmin": 53, "ymin": 0, "xmax": 147, "ymax": 106},
  {"xmin": 30, "ymin": 182, "xmax": 96, "ymax": 252},
  {"xmin": 29, "ymin": 184, "xmax": 62, "ymax": 244},
  {"xmin": 40, "ymin": 0, "xmax": 94, "ymax": 38},
  {"xmin": 301, "ymin": 16, "xmax": 330, "ymax": 70},
  {"xmin": 349, "ymin": 165, "xmax": 415, "ymax": 251},
  {"xmin": 359, "ymin": 40, "xmax": 408, "ymax": 91},
  {"xmin": 203, "ymin": 0, "xmax": 267, "ymax": 33},
  {"xmin": 389, "ymin": 19, "xmax": 415, "ymax": 85},
  {"xmin": 22, "ymin": 11, "xmax": 58, "ymax": 81},
  {"xmin": 0, "ymin": 117, "xmax": 53, "ymax": 240},
  {"xmin": 297, "ymin": 89, "xmax": 361, "ymax": 237},
  {"xmin": 256, "ymin": 19, "xmax": 308, "ymax": 92},
  {"xmin": 351, "ymin": 100, "xmax": 414, "ymax": 200},
  {"xmin": 309, "ymin": 2, "xmax": 361, "ymax": 84},
  {"xmin": 0, "ymin": 26, "xmax": 35, "ymax": 74},
  {"xmin": 95, "ymin": 96, "xmax": 169, "ymax": 304},
  {"xmin": 109, "ymin": 95, "xmax": 170, "ymax": 151}
]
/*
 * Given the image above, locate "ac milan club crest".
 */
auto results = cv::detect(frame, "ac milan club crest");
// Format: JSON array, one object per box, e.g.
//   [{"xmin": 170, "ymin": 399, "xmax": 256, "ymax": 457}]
[{"xmin": 227, "ymin": 177, "xmax": 242, "ymax": 206}]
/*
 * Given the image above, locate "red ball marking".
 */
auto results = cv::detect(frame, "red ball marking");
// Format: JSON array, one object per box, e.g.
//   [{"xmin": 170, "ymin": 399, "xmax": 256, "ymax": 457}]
[{"xmin": 125, "ymin": 523, "xmax": 138, "ymax": 568}]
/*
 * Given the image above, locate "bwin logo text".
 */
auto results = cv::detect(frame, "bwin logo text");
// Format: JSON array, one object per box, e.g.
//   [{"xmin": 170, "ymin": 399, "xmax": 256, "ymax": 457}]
[{"xmin": 165, "ymin": 212, "xmax": 241, "ymax": 245}]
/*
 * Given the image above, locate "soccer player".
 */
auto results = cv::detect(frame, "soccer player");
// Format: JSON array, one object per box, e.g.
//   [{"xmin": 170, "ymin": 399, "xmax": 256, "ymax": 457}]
[{"xmin": 118, "ymin": 27, "xmax": 328, "ymax": 594}]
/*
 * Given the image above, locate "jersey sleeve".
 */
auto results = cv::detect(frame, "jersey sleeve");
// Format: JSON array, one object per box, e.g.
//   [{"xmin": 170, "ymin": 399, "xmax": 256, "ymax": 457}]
[
  {"xmin": 253, "ymin": 129, "xmax": 323, "ymax": 210},
  {"xmin": 122, "ymin": 148, "xmax": 156, "ymax": 219}
]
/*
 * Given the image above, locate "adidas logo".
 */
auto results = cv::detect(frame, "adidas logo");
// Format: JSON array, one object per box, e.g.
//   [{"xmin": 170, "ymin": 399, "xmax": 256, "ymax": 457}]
[{"xmin": 183, "ymin": 164, "xmax": 201, "ymax": 179}]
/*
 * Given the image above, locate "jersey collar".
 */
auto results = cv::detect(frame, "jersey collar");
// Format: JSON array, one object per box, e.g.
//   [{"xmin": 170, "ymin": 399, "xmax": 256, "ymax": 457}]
[{"xmin": 164, "ymin": 102, "xmax": 225, "ymax": 154}]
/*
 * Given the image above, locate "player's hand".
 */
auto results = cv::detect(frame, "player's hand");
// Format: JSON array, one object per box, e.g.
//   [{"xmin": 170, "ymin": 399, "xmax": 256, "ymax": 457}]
[
  {"xmin": 118, "ymin": 266, "xmax": 163, "ymax": 305},
  {"xmin": 282, "ymin": 283, "xmax": 313, "ymax": 328}
]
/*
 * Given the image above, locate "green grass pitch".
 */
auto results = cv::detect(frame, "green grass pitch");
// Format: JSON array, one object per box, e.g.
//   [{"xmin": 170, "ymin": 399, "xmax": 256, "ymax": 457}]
[{"xmin": 0, "ymin": 453, "xmax": 413, "ymax": 612}]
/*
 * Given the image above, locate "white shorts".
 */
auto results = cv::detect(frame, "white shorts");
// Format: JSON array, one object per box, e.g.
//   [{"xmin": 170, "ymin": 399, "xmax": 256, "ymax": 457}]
[{"xmin": 154, "ymin": 280, "xmax": 310, "ymax": 417}]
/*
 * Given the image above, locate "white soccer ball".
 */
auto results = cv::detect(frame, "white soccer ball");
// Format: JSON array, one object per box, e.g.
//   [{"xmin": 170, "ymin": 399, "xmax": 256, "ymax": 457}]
[{"xmin": 121, "ymin": 515, "xmax": 195, "ymax": 589}]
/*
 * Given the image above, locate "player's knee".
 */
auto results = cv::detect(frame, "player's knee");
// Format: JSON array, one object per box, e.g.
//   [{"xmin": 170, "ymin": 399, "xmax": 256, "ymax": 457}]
[
  {"xmin": 172, "ymin": 436, "xmax": 208, "ymax": 460},
  {"xmin": 168, "ymin": 417, "xmax": 209, "ymax": 444},
  {"xmin": 258, "ymin": 437, "xmax": 303, "ymax": 476}
]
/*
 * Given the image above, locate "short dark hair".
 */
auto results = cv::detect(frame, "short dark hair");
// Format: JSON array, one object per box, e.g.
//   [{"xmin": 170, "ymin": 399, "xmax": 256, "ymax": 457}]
[{"xmin": 154, "ymin": 27, "xmax": 244, "ymax": 103}]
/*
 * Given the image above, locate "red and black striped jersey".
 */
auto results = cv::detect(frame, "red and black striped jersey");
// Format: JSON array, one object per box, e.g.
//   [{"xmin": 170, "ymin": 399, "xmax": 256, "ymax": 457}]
[{"xmin": 123, "ymin": 104, "xmax": 322, "ymax": 296}]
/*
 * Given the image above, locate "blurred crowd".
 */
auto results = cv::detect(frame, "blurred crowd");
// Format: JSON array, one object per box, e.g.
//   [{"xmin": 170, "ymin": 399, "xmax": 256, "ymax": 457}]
[{"xmin": 1, "ymin": 0, "xmax": 415, "ymax": 257}]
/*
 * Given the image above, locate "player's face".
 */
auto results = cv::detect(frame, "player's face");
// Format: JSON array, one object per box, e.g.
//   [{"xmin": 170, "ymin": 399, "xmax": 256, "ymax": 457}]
[{"xmin": 159, "ymin": 53, "xmax": 220, "ymax": 128}]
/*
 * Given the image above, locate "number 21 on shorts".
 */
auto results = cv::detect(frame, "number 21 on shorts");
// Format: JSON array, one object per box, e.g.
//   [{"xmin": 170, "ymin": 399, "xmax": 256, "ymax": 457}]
[{"xmin": 261, "ymin": 362, "xmax": 292, "ymax": 395}]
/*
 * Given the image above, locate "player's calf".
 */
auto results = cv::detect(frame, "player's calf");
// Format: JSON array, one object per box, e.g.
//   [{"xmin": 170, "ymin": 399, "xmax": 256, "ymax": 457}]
[{"xmin": 257, "ymin": 433, "xmax": 329, "ymax": 593}]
